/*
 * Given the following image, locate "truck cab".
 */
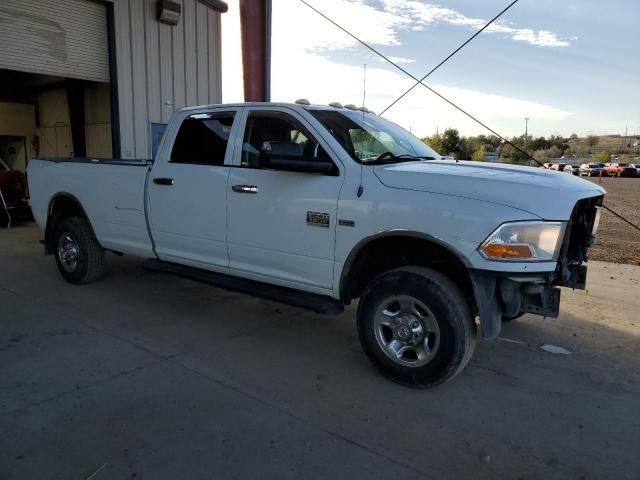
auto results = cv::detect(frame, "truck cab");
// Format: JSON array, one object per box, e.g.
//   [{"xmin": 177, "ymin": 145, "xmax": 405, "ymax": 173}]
[{"xmin": 27, "ymin": 102, "xmax": 606, "ymax": 387}]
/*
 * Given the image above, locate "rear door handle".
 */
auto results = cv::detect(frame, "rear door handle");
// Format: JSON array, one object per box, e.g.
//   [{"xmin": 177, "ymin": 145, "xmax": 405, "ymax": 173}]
[
  {"xmin": 232, "ymin": 185, "xmax": 258, "ymax": 194},
  {"xmin": 153, "ymin": 177, "xmax": 174, "ymax": 186}
]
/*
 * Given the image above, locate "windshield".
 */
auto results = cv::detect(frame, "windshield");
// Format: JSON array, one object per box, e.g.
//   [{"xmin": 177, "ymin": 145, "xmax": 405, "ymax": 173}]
[
  {"xmin": 588, "ymin": 164, "xmax": 600, "ymax": 168},
  {"xmin": 310, "ymin": 109, "xmax": 439, "ymax": 163}
]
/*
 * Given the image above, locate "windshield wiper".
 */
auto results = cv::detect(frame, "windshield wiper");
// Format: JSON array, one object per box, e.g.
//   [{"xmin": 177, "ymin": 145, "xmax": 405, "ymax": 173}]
[{"xmin": 365, "ymin": 152, "xmax": 436, "ymax": 165}]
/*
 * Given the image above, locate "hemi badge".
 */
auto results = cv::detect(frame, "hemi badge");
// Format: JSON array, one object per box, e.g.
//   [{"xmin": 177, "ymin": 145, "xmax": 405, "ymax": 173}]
[{"xmin": 338, "ymin": 219, "xmax": 355, "ymax": 227}]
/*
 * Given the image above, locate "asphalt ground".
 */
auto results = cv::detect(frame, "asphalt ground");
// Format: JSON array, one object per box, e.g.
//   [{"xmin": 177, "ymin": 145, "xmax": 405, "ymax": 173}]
[{"xmin": 1, "ymin": 223, "xmax": 638, "ymax": 480}]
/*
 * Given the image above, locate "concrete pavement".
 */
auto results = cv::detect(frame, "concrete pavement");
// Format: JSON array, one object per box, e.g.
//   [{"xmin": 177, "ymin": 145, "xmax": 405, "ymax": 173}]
[{"xmin": 1, "ymin": 223, "xmax": 638, "ymax": 479}]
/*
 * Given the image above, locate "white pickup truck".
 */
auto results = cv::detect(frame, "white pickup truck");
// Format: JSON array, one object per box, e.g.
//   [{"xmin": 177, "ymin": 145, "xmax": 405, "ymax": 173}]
[{"xmin": 28, "ymin": 102, "xmax": 605, "ymax": 387}]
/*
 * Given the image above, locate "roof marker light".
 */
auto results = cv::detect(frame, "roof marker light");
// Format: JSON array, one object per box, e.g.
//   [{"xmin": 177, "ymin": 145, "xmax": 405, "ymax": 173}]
[
  {"xmin": 295, "ymin": 98, "xmax": 310, "ymax": 105},
  {"xmin": 329, "ymin": 102, "xmax": 343, "ymax": 108}
]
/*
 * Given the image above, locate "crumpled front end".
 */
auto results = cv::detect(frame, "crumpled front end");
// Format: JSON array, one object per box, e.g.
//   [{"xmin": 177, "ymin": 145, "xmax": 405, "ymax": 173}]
[{"xmin": 470, "ymin": 194, "xmax": 604, "ymax": 339}]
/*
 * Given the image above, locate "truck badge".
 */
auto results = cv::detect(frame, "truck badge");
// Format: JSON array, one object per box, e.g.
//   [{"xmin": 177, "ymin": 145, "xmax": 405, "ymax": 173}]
[{"xmin": 307, "ymin": 211, "xmax": 330, "ymax": 228}]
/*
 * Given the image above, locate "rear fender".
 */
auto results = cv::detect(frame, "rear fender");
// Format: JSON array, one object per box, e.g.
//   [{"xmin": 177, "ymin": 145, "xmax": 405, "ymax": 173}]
[{"xmin": 44, "ymin": 193, "xmax": 99, "ymax": 255}]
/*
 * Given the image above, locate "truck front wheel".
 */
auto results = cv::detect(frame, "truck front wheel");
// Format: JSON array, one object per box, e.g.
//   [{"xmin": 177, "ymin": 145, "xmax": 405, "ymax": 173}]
[
  {"xmin": 54, "ymin": 216, "xmax": 105, "ymax": 284},
  {"xmin": 357, "ymin": 266, "xmax": 476, "ymax": 388}
]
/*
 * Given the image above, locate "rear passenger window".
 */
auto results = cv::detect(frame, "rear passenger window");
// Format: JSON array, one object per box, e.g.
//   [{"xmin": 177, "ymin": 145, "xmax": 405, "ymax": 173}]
[{"xmin": 170, "ymin": 112, "xmax": 235, "ymax": 165}]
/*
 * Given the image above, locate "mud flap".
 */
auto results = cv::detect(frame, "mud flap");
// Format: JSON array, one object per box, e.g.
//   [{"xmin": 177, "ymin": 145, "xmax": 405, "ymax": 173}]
[{"xmin": 469, "ymin": 271, "xmax": 502, "ymax": 340}]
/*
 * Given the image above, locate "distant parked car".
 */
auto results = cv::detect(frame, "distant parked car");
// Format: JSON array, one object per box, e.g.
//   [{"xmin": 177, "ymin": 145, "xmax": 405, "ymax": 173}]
[
  {"xmin": 563, "ymin": 164, "xmax": 580, "ymax": 175},
  {"xmin": 579, "ymin": 163, "xmax": 606, "ymax": 177},
  {"xmin": 0, "ymin": 157, "xmax": 31, "ymax": 224},
  {"xmin": 629, "ymin": 163, "xmax": 640, "ymax": 175},
  {"xmin": 549, "ymin": 163, "xmax": 567, "ymax": 172},
  {"xmin": 542, "ymin": 162, "xmax": 553, "ymax": 169},
  {"xmin": 605, "ymin": 163, "xmax": 637, "ymax": 177}
]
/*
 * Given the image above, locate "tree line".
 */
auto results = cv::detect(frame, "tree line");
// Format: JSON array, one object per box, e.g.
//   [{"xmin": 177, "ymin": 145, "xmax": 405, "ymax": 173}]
[{"xmin": 421, "ymin": 129, "xmax": 607, "ymax": 164}]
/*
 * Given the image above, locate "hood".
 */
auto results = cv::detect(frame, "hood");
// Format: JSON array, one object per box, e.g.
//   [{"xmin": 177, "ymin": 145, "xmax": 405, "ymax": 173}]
[{"xmin": 373, "ymin": 160, "xmax": 606, "ymax": 219}]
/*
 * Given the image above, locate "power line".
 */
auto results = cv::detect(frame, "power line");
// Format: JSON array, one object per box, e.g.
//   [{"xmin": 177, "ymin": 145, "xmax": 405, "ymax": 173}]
[
  {"xmin": 602, "ymin": 205, "xmax": 640, "ymax": 233},
  {"xmin": 379, "ymin": 0, "xmax": 519, "ymax": 116},
  {"xmin": 298, "ymin": 0, "xmax": 640, "ymax": 234},
  {"xmin": 299, "ymin": 0, "xmax": 543, "ymax": 167}
]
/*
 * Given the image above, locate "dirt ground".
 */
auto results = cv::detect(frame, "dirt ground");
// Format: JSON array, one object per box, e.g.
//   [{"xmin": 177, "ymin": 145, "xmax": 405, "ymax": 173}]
[{"xmin": 584, "ymin": 177, "xmax": 640, "ymax": 265}]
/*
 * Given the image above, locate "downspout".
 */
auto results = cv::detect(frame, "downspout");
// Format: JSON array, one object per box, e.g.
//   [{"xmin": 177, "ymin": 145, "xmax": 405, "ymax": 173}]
[{"xmin": 239, "ymin": 0, "xmax": 272, "ymax": 102}]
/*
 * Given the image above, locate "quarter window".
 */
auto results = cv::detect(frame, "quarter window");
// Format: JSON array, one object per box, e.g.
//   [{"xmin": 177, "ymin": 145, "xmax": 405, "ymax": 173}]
[{"xmin": 171, "ymin": 112, "xmax": 235, "ymax": 165}]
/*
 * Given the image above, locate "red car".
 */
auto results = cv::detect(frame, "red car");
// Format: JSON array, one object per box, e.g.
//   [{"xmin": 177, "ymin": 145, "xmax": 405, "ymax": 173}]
[
  {"xmin": 605, "ymin": 163, "xmax": 637, "ymax": 177},
  {"xmin": 0, "ymin": 158, "xmax": 30, "ymax": 224}
]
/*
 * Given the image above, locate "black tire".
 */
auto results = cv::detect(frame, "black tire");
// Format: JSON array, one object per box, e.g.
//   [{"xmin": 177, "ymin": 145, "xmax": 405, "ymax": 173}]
[
  {"xmin": 502, "ymin": 312, "xmax": 524, "ymax": 322},
  {"xmin": 53, "ymin": 216, "xmax": 104, "ymax": 284},
  {"xmin": 357, "ymin": 266, "xmax": 476, "ymax": 388}
]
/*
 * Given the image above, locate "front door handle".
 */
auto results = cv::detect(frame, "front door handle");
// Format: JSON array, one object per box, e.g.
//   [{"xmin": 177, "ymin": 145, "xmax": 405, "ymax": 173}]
[
  {"xmin": 153, "ymin": 177, "xmax": 174, "ymax": 186},
  {"xmin": 232, "ymin": 185, "xmax": 258, "ymax": 194}
]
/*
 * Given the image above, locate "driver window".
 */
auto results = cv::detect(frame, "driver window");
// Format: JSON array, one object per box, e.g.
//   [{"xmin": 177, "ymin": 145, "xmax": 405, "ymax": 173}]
[{"xmin": 241, "ymin": 111, "xmax": 332, "ymax": 169}]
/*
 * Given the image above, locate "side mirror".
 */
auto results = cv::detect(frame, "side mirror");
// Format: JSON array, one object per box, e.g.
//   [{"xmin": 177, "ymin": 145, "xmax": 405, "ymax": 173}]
[
  {"xmin": 260, "ymin": 141, "xmax": 336, "ymax": 175},
  {"xmin": 266, "ymin": 156, "xmax": 335, "ymax": 175}
]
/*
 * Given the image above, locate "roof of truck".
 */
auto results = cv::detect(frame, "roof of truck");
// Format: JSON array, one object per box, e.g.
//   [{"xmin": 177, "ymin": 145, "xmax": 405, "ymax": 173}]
[{"xmin": 176, "ymin": 101, "xmax": 377, "ymax": 114}]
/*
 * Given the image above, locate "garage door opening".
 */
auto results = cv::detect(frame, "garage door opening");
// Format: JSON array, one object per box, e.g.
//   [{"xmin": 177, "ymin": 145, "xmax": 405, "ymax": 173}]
[
  {"xmin": 0, "ymin": 69, "xmax": 113, "ymax": 171},
  {"xmin": 0, "ymin": 135, "xmax": 28, "ymax": 172}
]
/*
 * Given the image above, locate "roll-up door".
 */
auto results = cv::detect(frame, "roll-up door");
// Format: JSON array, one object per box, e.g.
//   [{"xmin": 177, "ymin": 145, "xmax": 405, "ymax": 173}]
[{"xmin": 0, "ymin": 0, "xmax": 109, "ymax": 83}]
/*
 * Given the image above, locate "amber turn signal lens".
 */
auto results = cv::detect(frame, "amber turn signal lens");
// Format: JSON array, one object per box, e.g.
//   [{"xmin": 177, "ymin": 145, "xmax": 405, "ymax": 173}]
[{"xmin": 482, "ymin": 243, "xmax": 533, "ymax": 259}]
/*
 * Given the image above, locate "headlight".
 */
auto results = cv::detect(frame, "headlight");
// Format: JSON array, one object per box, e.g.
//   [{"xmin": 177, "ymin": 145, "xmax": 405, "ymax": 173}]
[{"xmin": 479, "ymin": 221, "xmax": 567, "ymax": 262}]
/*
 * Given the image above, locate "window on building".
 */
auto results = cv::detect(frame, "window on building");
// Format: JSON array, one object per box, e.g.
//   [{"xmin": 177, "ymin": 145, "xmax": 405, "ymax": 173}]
[
  {"xmin": 241, "ymin": 111, "xmax": 334, "ymax": 171},
  {"xmin": 170, "ymin": 112, "xmax": 235, "ymax": 165}
]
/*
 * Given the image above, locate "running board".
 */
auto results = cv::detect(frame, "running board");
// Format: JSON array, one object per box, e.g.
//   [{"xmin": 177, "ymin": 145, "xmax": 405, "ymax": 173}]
[{"xmin": 142, "ymin": 259, "xmax": 344, "ymax": 315}]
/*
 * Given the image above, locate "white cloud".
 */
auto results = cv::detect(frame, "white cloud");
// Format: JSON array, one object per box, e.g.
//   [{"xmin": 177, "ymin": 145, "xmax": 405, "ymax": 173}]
[
  {"xmin": 272, "ymin": 0, "xmax": 410, "ymax": 53},
  {"xmin": 222, "ymin": 0, "xmax": 573, "ymax": 138},
  {"xmin": 383, "ymin": 56, "xmax": 416, "ymax": 64},
  {"xmin": 268, "ymin": 48, "xmax": 571, "ymax": 137},
  {"xmin": 384, "ymin": 0, "xmax": 576, "ymax": 48}
]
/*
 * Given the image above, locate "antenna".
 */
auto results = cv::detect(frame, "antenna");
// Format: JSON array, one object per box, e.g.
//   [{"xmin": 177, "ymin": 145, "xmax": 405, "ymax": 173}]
[
  {"xmin": 357, "ymin": 64, "xmax": 366, "ymax": 198},
  {"xmin": 362, "ymin": 63, "xmax": 367, "ymax": 109}
]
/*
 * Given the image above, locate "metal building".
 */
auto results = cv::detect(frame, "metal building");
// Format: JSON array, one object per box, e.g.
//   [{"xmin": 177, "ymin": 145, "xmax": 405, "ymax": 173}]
[{"xmin": 0, "ymin": 0, "xmax": 227, "ymax": 168}]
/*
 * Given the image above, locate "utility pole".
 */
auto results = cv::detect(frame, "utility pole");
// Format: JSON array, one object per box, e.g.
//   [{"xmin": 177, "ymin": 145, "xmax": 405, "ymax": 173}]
[{"xmin": 524, "ymin": 117, "xmax": 530, "ymax": 164}]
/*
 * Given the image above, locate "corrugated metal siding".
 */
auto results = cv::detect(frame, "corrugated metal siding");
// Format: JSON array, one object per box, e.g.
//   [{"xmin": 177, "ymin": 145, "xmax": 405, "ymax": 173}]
[
  {"xmin": 115, "ymin": 0, "xmax": 223, "ymax": 159},
  {"xmin": 0, "ymin": 0, "xmax": 109, "ymax": 83}
]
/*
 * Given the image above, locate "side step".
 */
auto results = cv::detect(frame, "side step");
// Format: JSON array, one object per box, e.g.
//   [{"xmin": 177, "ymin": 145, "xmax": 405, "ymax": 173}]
[{"xmin": 142, "ymin": 259, "xmax": 344, "ymax": 315}]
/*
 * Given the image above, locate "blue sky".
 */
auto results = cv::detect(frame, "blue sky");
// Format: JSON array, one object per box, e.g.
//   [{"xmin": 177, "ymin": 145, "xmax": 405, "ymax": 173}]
[{"xmin": 222, "ymin": 0, "xmax": 639, "ymax": 138}]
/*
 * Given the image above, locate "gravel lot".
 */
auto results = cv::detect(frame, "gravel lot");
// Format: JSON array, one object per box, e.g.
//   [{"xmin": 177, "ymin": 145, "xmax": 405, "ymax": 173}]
[{"xmin": 585, "ymin": 177, "xmax": 640, "ymax": 265}]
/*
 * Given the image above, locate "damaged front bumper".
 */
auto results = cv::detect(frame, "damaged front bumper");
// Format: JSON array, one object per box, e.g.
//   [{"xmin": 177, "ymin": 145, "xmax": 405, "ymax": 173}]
[
  {"xmin": 471, "ymin": 195, "xmax": 601, "ymax": 339},
  {"xmin": 469, "ymin": 269, "xmax": 585, "ymax": 340}
]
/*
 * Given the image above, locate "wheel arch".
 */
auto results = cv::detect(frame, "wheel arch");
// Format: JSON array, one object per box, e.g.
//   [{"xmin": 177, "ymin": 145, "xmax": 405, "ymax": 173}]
[
  {"xmin": 45, "ymin": 192, "xmax": 100, "ymax": 254},
  {"xmin": 339, "ymin": 231, "xmax": 475, "ymax": 307}
]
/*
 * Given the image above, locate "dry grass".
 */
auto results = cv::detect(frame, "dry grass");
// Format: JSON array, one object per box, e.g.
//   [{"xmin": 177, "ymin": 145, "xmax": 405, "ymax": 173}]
[{"xmin": 586, "ymin": 177, "xmax": 640, "ymax": 265}]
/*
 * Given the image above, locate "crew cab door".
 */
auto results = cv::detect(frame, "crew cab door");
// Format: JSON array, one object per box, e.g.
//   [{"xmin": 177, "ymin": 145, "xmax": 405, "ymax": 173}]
[
  {"xmin": 147, "ymin": 108, "xmax": 240, "ymax": 268},
  {"xmin": 227, "ymin": 107, "xmax": 344, "ymax": 292}
]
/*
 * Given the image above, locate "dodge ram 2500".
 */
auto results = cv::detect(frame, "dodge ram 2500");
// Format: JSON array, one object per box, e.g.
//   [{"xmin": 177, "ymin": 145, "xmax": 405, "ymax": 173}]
[{"xmin": 27, "ymin": 102, "xmax": 606, "ymax": 387}]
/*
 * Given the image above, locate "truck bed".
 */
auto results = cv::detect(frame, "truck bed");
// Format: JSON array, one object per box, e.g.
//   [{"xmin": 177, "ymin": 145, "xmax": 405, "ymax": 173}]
[{"xmin": 27, "ymin": 158, "xmax": 155, "ymax": 258}]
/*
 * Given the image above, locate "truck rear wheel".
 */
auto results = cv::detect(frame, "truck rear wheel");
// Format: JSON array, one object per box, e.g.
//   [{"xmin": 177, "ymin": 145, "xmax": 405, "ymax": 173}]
[
  {"xmin": 54, "ymin": 216, "xmax": 104, "ymax": 284},
  {"xmin": 357, "ymin": 266, "xmax": 476, "ymax": 388}
]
